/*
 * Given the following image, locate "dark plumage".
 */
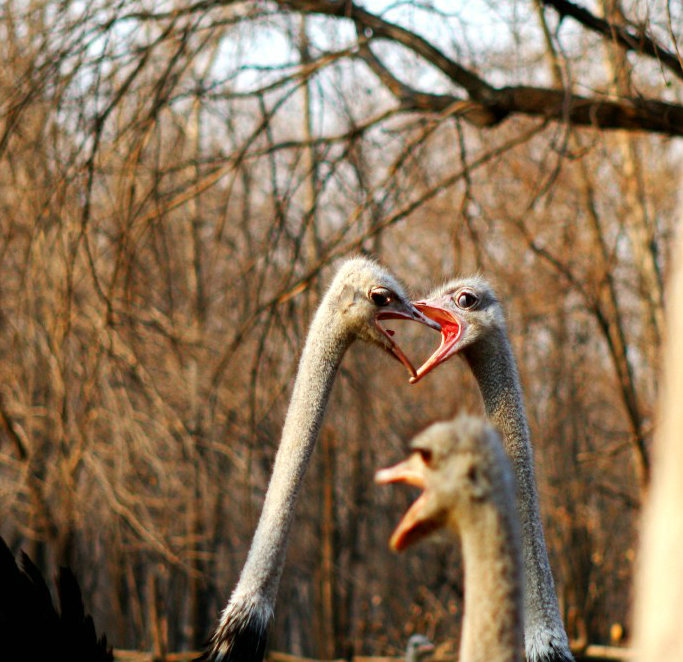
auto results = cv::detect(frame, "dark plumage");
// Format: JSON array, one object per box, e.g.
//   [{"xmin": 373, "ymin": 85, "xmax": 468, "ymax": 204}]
[
  {"xmin": 197, "ymin": 603, "xmax": 269, "ymax": 662},
  {"xmin": 0, "ymin": 536, "xmax": 113, "ymax": 662}
]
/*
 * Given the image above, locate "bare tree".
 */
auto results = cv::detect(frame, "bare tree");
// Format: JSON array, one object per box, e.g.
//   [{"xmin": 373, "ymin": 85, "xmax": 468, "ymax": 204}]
[{"xmin": 0, "ymin": 0, "xmax": 679, "ymax": 656}]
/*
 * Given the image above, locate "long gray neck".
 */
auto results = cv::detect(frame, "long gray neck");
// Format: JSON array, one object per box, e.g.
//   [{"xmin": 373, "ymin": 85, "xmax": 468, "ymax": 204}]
[
  {"xmin": 464, "ymin": 331, "xmax": 532, "ymax": 474},
  {"xmin": 458, "ymin": 504, "xmax": 523, "ymax": 662},
  {"xmin": 464, "ymin": 330, "xmax": 569, "ymax": 657},
  {"xmin": 229, "ymin": 301, "xmax": 350, "ymax": 607}
]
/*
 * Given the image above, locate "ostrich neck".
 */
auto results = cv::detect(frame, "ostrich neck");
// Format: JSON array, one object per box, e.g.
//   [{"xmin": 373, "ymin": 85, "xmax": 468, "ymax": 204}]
[
  {"xmin": 231, "ymin": 303, "xmax": 350, "ymax": 605},
  {"xmin": 463, "ymin": 329, "xmax": 566, "ymax": 645},
  {"xmin": 464, "ymin": 331, "xmax": 530, "ymax": 466},
  {"xmin": 459, "ymin": 506, "xmax": 523, "ymax": 662}
]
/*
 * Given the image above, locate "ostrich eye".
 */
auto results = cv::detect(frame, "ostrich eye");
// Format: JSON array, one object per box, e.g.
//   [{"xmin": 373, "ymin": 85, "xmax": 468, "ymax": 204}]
[
  {"xmin": 455, "ymin": 290, "xmax": 478, "ymax": 309},
  {"xmin": 416, "ymin": 448, "xmax": 432, "ymax": 465},
  {"xmin": 369, "ymin": 287, "xmax": 393, "ymax": 306}
]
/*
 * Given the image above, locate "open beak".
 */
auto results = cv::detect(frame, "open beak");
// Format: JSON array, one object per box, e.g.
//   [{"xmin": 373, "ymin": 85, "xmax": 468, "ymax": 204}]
[
  {"xmin": 376, "ymin": 306, "xmax": 441, "ymax": 379},
  {"xmin": 375, "ymin": 453, "xmax": 444, "ymax": 551},
  {"xmin": 409, "ymin": 297, "xmax": 464, "ymax": 384}
]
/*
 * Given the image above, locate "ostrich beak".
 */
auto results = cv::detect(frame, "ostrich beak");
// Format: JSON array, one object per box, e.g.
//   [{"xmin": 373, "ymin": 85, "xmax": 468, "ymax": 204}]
[
  {"xmin": 376, "ymin": 306, "xmax": 441, "ymax": 379},
  {"xmin": 375, "ymin": 453, "xmax": 444, "ymax": 551},
  {"xmin": 409, "ymin": 297, "xmax": 463, "ymax": 384}
]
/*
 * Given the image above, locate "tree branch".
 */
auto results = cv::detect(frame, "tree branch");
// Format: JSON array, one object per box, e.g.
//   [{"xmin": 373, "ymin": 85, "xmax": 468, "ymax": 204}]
[
  {"xmin": 541, "ymin": 0, "xmax": 683, "ymax": 81},
  {"xmin": 499, "ymin": 86, "xmax": 683, "ymax": 135},
  {"xmin": 356, "ymin": 44, "xmax": 504, "ymax": 126},
  {"xmin": 277, "ymin": 0, "xmax": 683, "ymax": 136},
  {"xmin": 280, "ymin": 0, "xmax": 496, "ymax": 100}
]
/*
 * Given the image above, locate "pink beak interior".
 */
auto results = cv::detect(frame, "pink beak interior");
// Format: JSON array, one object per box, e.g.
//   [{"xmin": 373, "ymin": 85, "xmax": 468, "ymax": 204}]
[
  {"xmin": 409, "ymin": 301, "xmax": 463, "ymax": 383},
  {"xmin": 376, "ymin": 306, "xmax": 441, "ymax": 379}
]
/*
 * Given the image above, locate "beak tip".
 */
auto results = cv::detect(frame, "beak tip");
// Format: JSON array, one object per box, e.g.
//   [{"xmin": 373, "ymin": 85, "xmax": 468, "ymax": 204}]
[
  {"xmin": 389, "ymin": 536, "xmax": 406, "ymax": 553},
  {"xmin": 374, "ymin": 468, "xmax": 389, "ymax": 484}
]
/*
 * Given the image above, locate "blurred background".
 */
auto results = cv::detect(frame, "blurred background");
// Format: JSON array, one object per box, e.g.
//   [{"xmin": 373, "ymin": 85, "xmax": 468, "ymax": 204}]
[{"xmin": 0, "ymin": 0, "xmax": 680, "ymax": 657}]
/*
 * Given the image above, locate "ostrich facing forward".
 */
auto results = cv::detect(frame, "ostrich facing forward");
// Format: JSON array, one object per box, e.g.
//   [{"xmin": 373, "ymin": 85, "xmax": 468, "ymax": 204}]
[
  {"xmin": 409, "ymin": 278, "xmax": 572, "ymax": 662},
  {"xmin": 203, "ymin": 257, "xmax": 439, "ymax": 662},
  {"xmin": 376, "ymin": 414, "xmax": 524, "ymax": 662}
]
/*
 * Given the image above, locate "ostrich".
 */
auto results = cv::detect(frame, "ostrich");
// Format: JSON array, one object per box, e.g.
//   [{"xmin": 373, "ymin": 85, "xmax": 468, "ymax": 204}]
[
  {"xmin": 408, "ymin": 277, "xmax": 572, "ymax": 662},
  {"xmin": 0, "ymin": 536, "xmax": 113, "ymax": 661},
  {"xmin": 405, "ymin": 634, "xmax": 435, "ymax": 662},
  {"xmin": 375, "ymin": 414, "xmax": 524, "ymax": 662},
  {"xmin": 203, "ymin": 257, "xmax": 440, "ymax": 662}
]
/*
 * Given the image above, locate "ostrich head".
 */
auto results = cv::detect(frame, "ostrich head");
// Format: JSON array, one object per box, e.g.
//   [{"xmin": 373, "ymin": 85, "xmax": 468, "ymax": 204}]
[
  {"xmin": 409, "ymin": 276, "xmax": 506, "ymax": 383},
  {"xmin": 327, "ymin": 257, "xmax": 440, "ymax": 378},
  {"xmin": 375, "ymin": 414, "xmax": 513, "ymax": 551},
  {"xmin": 405, "ymin": 634, "xmax": 435, "ymax": 662}
]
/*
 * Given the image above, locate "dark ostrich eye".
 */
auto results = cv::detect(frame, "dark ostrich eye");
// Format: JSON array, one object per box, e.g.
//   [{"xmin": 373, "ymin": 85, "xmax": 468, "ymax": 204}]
[
  {"xmin": 455, "ymin": 290, "xmax": 478, "ymax": 309},
  {"xmin": 416, "ymin": 447, "xmax": 432, "ymax": 465},
  {"xmin": 369, "ymin": 286, "xmax": 393, "ymax": 306}
]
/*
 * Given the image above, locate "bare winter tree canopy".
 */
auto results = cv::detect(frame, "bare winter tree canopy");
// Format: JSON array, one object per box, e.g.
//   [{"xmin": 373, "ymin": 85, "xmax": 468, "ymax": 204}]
[{"xmin": 0, "ymin": 0, "xmax": 680, "ymax": 657}]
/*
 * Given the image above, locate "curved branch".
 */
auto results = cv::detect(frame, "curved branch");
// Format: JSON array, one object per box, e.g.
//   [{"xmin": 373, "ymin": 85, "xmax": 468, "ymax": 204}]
[
  {"xmin": 542, "ymin": 0, "xmax": 683, "ymax": 81},
  {"xmin": 358, "ymin": 46, "xmax": 683, "ymax": 136},
  {"xmin": 280, "ymin": 0, "xmax": 496, "ymax": 101},
  {"xmin": 356, "ymin": 44, "xmax": 506, "ymax": 127},
  {"xmin": 278, "ymin": 0, "xmax": 683, "ymax": 136}
]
